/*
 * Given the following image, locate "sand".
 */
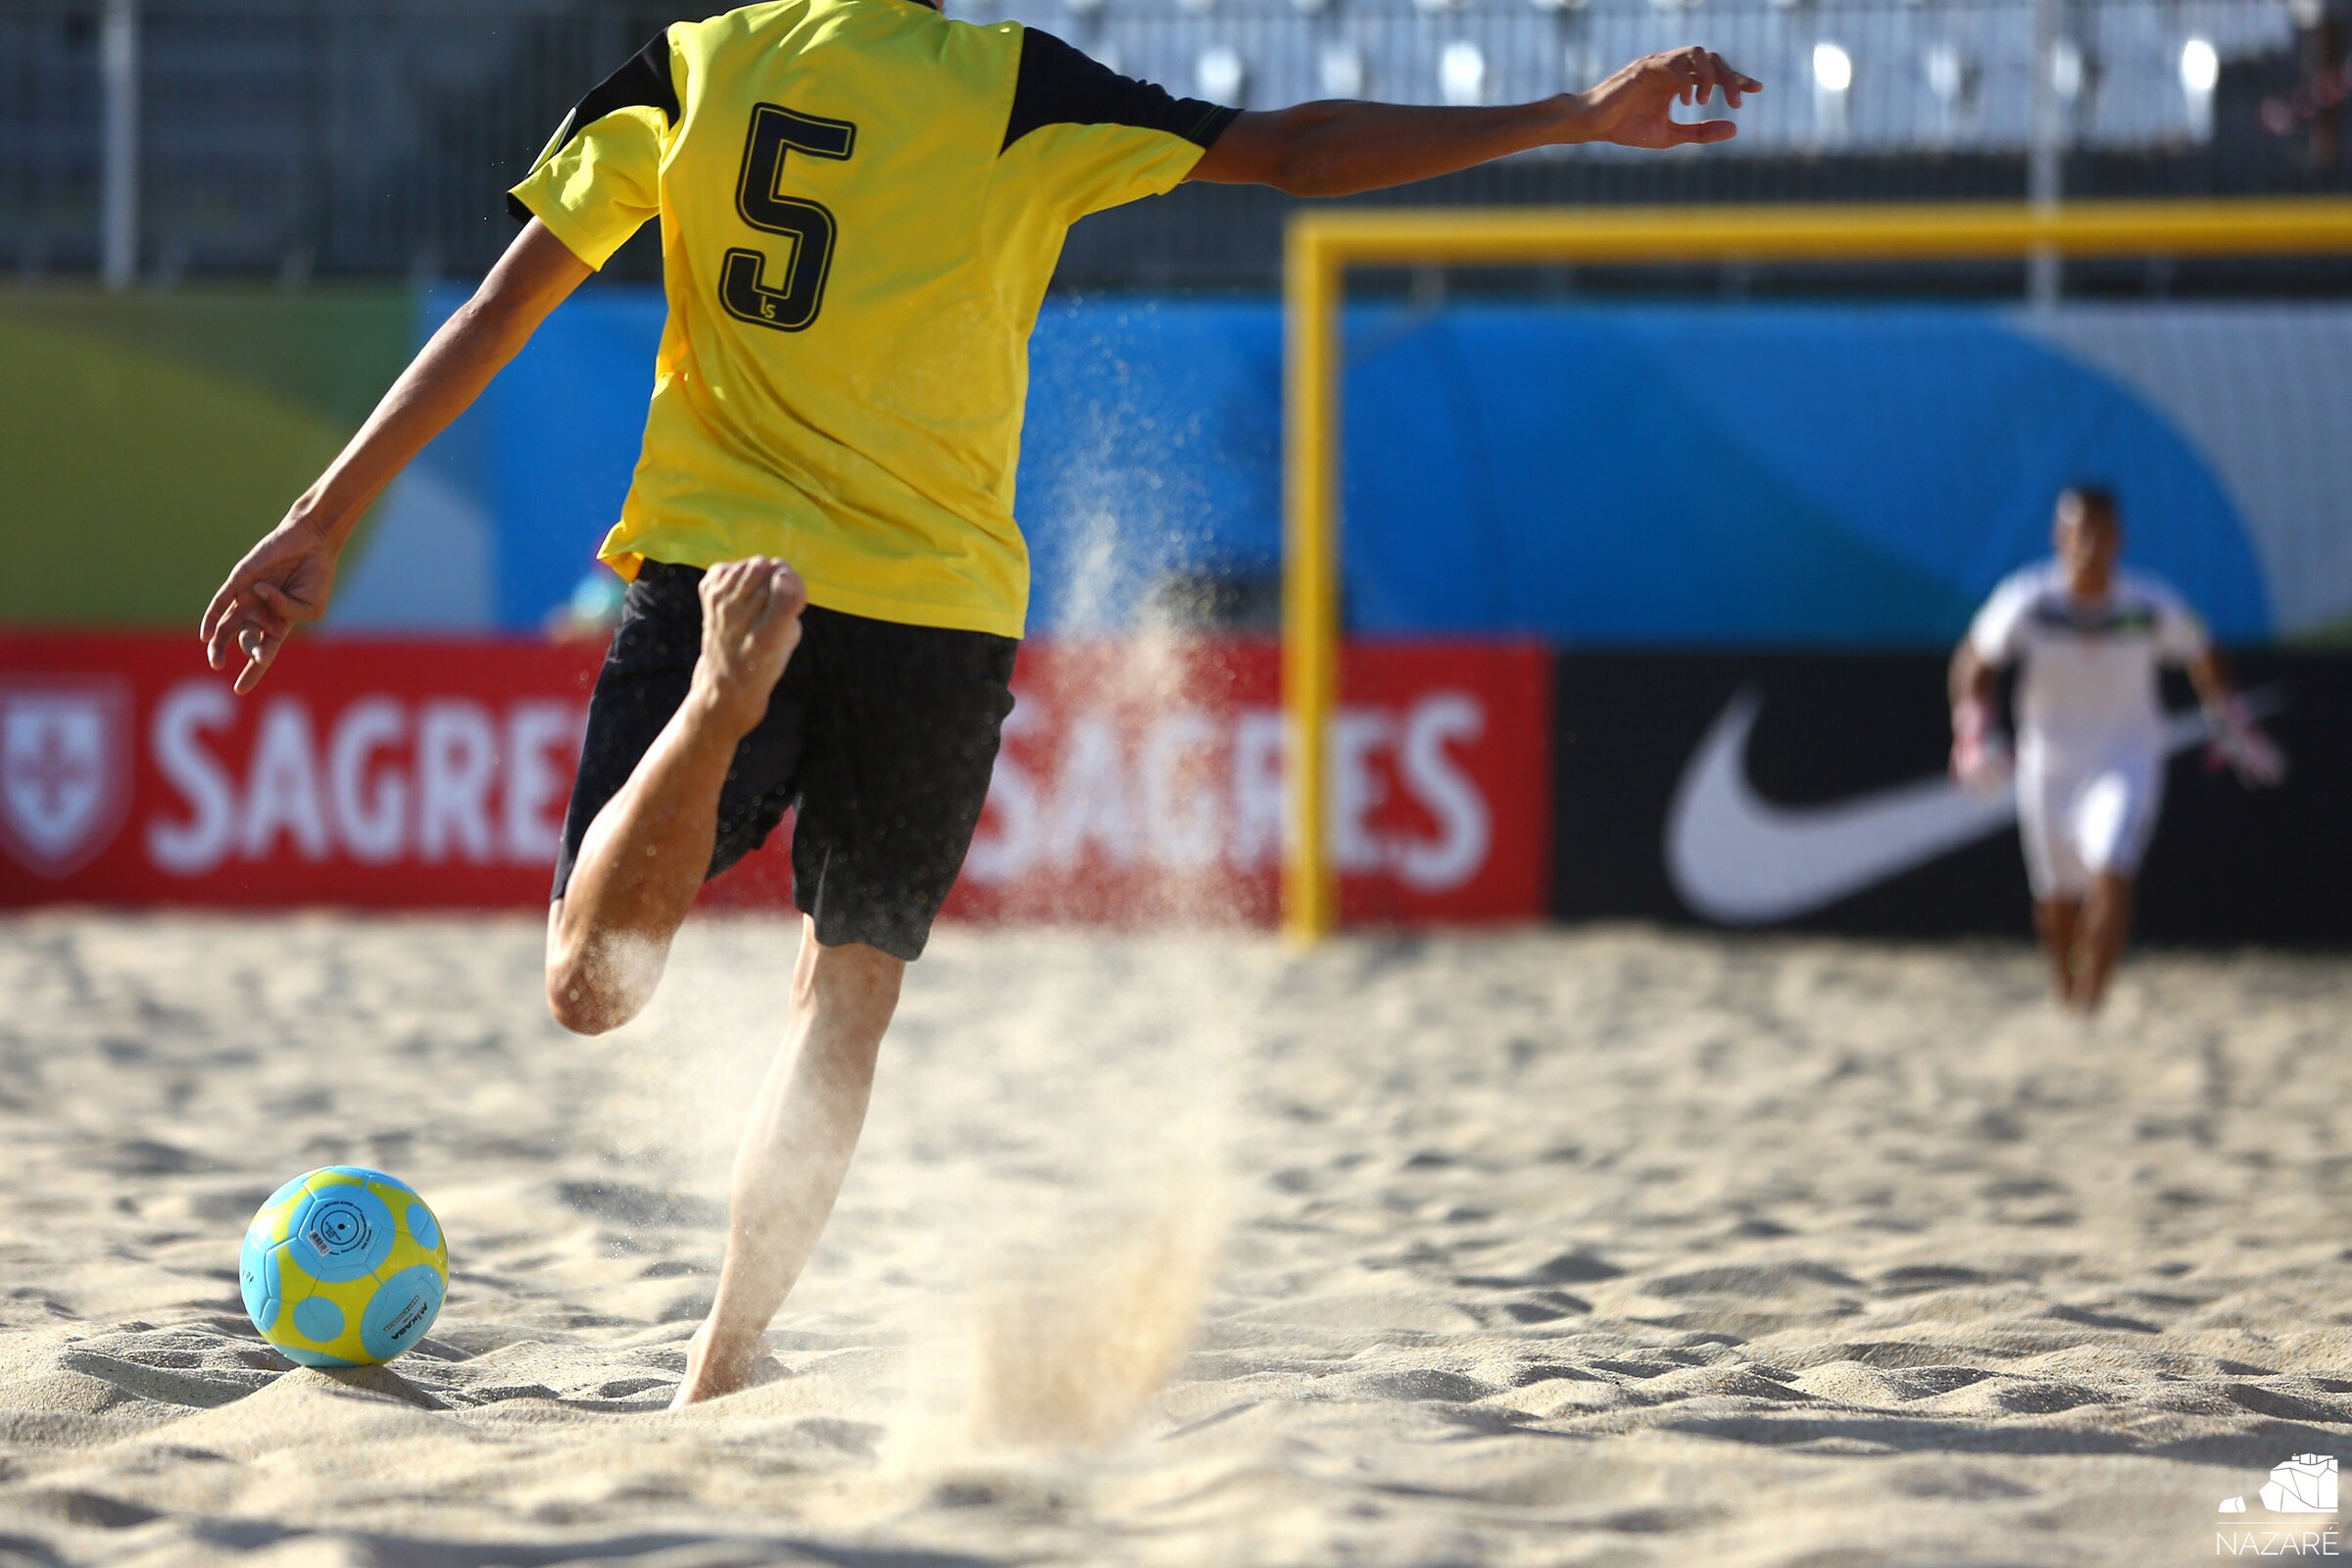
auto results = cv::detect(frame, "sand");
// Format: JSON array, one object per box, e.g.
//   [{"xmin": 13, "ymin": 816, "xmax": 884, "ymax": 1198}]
[{"xmin": 0, "ymin": 912, "xmax": 2347, "ymax": 1568}]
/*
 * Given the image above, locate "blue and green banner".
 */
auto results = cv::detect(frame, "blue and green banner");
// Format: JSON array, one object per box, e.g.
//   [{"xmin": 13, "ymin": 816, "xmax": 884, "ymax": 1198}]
[{"xmin": 6, "ymin": 289, "xmax": 2346, "ymax": 647}]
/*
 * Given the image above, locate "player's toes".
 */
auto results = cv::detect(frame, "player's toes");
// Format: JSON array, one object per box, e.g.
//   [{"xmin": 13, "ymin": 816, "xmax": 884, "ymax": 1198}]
[
  {"xmin": 702, "ymin": 561, "xmax": 776, "ymax": 627},
  {"xmin": 763, "ymin": 562, "xmax": 808, "ymax": 620},
  {"xmin": 702, "ymin": 559, "xmax": 753, "ymax": 603},
  {"xmin": 746, "ymin": 575, "xmax": 807, "ymax": 662}
]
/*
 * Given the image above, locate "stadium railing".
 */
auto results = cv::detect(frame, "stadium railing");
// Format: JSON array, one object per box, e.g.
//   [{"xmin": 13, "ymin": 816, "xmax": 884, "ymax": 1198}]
[{"xmin": 2, "ymin": 0, "xmax": 2347, "ymax": 285}]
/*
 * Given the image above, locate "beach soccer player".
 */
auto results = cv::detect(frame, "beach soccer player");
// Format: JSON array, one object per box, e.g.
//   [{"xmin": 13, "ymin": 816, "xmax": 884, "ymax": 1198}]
[
  {"xmin": 1948, "ymin": 486, "xmax": 2283, "ymax": 1015},
  {"xmin": 200, "ymin": 3, "xmax": 1760, "ymax": 1403}
]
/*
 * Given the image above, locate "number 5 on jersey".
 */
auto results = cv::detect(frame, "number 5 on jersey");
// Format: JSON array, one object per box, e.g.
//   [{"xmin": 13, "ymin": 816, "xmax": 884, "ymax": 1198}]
[{"xmin": 721, "ymin": 105, "xmax": 857, "ymax": 332}]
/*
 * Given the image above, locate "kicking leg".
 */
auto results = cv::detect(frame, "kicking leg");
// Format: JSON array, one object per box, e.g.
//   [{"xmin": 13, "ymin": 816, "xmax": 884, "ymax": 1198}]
[
  {"xmin": 674, "ymin": 921, "xmax": 905, "ymax": 1406},
  {"xmin": 2073, "ymin": 872, "xmax": 2134, "ymax": 1015},
  {"xmin": 2033, "ymin": 897, "xmax": 2082, "ymax": 1008},
  {"xmin": 546, "ymin": 559, "xmax": 807, "ymax": 1035}
]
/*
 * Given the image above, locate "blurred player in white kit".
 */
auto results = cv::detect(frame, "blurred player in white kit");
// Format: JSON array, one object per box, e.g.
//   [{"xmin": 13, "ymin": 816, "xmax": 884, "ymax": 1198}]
[{"xmin": 1948, "ymin": 486, "xmax": 2284, "ymax": 1014}]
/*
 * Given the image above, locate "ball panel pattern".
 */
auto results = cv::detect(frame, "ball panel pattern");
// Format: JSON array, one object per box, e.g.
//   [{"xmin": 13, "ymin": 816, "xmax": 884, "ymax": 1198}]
[
  {"xmin": 361, "ymin": 1265, "xmax": 446, "ymax": 1360},
  {"xmin": 247, "ymin": 1190, "xmax": 304, "ymax": 1249},
  {"xmin": 237, "ymin": 1234, "xmax": 265, "ymax": 1309},
  {"xmin": 241, "ymin": 1165, "xmax": 449, "ymax": 1368},
  {"xmin": 238, "ymin": 1236, "xmax": 281, "ymax": 1334},
  {"xmin": 261, "ymin": 1173, "xmax": 311, "ymax": 1211},
  {"xmin": 284, "ymin": 1183, "xmax": 395, "ymax": 1283},
  {"xmin": 345, "ymin": 1166, "xmax": 416, "ymax": 1196},
  {"xmin": 292, "ymin": 1296, "xmax": 344, "ymax": 1341}
]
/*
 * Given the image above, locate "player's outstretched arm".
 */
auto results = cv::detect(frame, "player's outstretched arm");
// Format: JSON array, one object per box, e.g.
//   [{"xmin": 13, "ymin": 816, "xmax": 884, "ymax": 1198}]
[
  {"xmin": 1190, "ymin": 47, "xmax": 1757, "ymax": 197},
  {"xmin": 1947, "ymin": 639, "xmax": 2012, "ymax": 790},
  {"xmin": 1949, "ymin": 639, "xmax": 1997, "ymax": 710},
  {"xmin": 2184, "ymin": 648, "xmax": 2287, "ymax": 786},
  {"xmin": 202, "ymin": 220, "xmax": 592, "ymax": 693}
]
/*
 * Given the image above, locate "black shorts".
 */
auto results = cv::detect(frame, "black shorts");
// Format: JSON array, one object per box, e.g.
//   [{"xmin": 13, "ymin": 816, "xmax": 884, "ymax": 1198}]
[{"xmin": 553, "ymin": 563, "xmax": 1017, "ymax": 961}]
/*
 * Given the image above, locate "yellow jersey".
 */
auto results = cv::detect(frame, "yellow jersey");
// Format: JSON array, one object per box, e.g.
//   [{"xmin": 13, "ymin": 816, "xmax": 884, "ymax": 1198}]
[{"xmin": 507, "ymin": 1, "xmax": 1235, "ymax": 639}]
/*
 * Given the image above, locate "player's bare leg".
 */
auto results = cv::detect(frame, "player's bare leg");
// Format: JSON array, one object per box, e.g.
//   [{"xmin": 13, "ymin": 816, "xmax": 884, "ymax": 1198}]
[
  {"xmin": 2034, "ymin": 898, "xmax": 2082, "ymax": 1007},
  {"xmin": 673, "ymin": 920, "xmax": 904, "ymax": 1407},
  {"xmin": 2072, "ymin": 872, "xmax": 2134, "ymax": 1015},
  {"xmin": 545, "ymin": 559, "xmax": 808, "ymax": 1035}
]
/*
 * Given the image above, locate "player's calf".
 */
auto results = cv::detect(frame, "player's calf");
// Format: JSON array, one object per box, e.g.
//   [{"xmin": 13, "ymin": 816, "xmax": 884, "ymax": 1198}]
[
  {"xmin": 674, "ymin": 929, "xmax": 905, "ymax": 1406},
  {"xmin": 2073, "ymin": 871, "xmax": 2134, "ymax": 1014},
  {"xmin": 540, "ymin": 557, "xmax": 811, "ymax": 1037},
  {"xmin": 2033, "ymin": 897, "xmax": 2082, "ymax": 1007}
]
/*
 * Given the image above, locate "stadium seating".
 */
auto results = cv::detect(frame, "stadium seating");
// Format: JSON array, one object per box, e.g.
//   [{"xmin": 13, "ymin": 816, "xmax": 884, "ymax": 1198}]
[
  {"xmin": 0, "ymin": 0, "xmax": 2313, "ymax": 282},
  {"xmin": 948, "ymin": 0, "xmax": 2292, "ymax": 153}
]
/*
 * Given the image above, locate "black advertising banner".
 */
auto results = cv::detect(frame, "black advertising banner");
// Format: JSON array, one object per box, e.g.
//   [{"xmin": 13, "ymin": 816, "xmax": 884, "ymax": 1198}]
[{"xmin": 1551, "ymin": 652, "xmax": 2352, "ymax": 945}]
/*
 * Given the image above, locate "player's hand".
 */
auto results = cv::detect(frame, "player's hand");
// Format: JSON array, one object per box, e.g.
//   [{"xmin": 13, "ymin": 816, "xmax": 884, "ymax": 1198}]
[
  {"xmin": 1575, "ymin": 48, "xmax": 1759, "ymax": 150},
  {"xmin": 202, "ymin": 514, "xmax": 338, "ymax": 695},
  {"xmin": 2204, "ymin": 695, "xmax": 2287, "ymax": 788},
  {"xmin": 1949, "ymin": 697, "xmax": 2013, "ymax": 794}
]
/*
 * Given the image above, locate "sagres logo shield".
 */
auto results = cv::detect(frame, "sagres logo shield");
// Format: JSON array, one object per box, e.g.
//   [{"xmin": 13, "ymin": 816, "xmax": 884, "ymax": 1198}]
[{"xmin": 0, "ymin": 678, "xmax": 132, "ymax": 879}]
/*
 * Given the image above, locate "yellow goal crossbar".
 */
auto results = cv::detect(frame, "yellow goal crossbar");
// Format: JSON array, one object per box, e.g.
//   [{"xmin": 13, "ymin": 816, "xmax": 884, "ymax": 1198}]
[{"xmin": 1281, "ymin": 197, "xmax": 2352, "ymax": 940}]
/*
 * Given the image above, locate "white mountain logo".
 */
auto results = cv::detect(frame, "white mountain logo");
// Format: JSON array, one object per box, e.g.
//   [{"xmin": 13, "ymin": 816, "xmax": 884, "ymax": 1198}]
[{"xmin": 2220, "ymin": 1453, "xmax": 2336, "ymax": 1515}]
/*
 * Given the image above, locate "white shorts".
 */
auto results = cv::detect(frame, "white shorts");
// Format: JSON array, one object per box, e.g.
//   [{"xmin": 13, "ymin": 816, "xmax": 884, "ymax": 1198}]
[{"xmin": 2016, "ymin": 744, "xmax": 2165, "ymax": 900}]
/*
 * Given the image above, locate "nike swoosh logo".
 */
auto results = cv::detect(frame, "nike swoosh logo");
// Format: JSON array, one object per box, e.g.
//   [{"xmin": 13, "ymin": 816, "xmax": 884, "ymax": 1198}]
[{"xmin": 1664, "ymin": 685, "xmax": 2282, "ymax": 925}]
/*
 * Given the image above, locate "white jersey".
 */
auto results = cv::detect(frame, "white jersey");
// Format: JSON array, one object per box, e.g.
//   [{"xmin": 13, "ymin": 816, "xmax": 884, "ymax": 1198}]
[{"xmin": 1968, "ymin": 563, "xmax": 2209, "ymax": 760}]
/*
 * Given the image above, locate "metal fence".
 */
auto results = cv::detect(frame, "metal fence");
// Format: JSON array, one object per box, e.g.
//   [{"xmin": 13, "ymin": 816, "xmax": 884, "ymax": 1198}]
[
  {"xmin": 2, "ymin": 1, "xmax": 671, "ymax": 279},
  {"xmin": 966, "ymin": 0, "xmax": 2293, "ymax": 154},
  {"xmin": 0, "ymin": 0, "xmax": 2342, "ymax": 285}
]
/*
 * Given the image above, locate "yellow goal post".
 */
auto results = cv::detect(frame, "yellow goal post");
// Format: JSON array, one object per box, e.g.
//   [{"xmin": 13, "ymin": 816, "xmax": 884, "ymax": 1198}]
[{"xmin": 1281, "ymin": 196, "xmax": 2352, "ymax": 941}]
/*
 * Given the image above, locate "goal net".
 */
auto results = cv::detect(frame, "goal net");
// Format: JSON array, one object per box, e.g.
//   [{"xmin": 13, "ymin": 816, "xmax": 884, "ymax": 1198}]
[{"xmin": 1277, "ymin": 198, "xmax": 2352, "ymax": 937}]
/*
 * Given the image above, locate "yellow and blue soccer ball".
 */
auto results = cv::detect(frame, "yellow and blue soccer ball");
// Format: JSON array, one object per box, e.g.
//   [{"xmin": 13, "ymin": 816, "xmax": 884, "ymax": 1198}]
[{"xmin": 239, "ymin": 1166, "xmax": 448, "ymax": 1368}]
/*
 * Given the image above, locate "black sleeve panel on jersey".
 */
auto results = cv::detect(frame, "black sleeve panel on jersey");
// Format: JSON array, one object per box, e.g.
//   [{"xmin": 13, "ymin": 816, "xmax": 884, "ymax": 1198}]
[
  {"xmin": 1001, "ymin": 28, "xmax": 1239, "ymax": 154},
  {"xmin": 506, "ymin": 31, "xmax": 680, "ymax": 223}
]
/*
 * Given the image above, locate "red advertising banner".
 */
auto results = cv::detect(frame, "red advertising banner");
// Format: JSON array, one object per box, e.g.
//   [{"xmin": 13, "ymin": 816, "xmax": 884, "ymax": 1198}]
[
  {"xmin": 0, "ymin": 634, "xmax": 1548, "ymax": 923},
  {"xmin": 954, "ymin": 640, "xmax": 1549, "ymax": 925}
]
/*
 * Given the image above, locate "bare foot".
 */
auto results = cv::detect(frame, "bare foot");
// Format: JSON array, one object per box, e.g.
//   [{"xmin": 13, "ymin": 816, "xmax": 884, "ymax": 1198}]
[
  {"xmin": 669, "ymin": 1319, "xmax": 784, "ymax": 1408},
  {"xmin": 690, "ymin": 558, "xmax": 808, "ymax": 739}
]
